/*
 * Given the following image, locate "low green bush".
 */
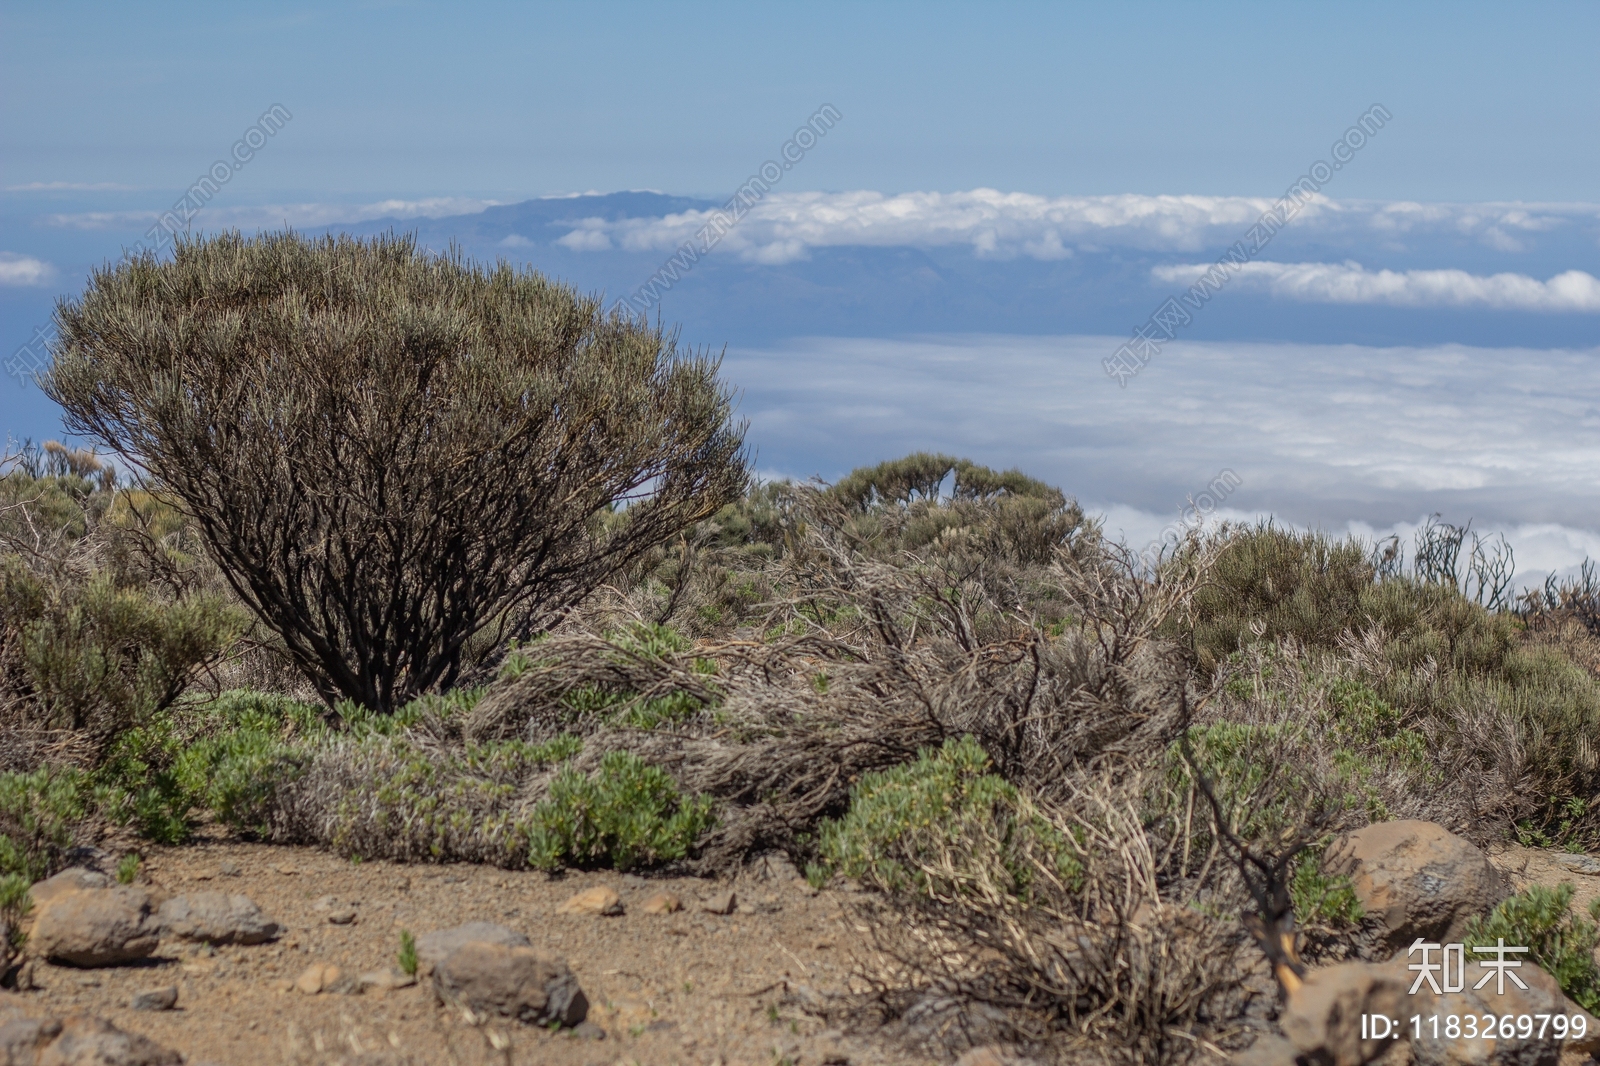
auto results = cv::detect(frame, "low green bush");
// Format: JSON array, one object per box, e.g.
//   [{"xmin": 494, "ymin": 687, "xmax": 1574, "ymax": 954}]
[
  {"xmin": 526, "ymin": 751, "xmax": 713, "ymax": 871},
  {"xmin": 0, "ymin": 768, "xmax": 90, "ymax": 882},
  {"xmin": 1462, "ymin": 883, "xmax": 1600, "ymax": 1013},
  {"xmin": 0, "ymin": 873, "xmax": 31, "ymax": 949},
  {"xmin": 816, "ymin": 735, "xmax": 1083, "ymax": 897}
]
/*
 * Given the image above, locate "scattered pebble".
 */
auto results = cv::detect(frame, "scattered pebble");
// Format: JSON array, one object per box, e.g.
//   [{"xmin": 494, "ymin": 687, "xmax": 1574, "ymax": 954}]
[
  {"xmin": 700, "ymin": 889, "xmax": 737, "ymax": 915},
  {"xmin": 295, "ymin": 962, "xmax": 341, "ymax": 995},
  {"xmin": 641, "ymin": 891, "xmax": 682, "ymax": 915},
  {"xmin": 556, "ymin": 885, "xmax": 624, "ymax": 916},
  {"xmin": 131, "ymin": 986, "xmax": 179, "ymax": 1011}
]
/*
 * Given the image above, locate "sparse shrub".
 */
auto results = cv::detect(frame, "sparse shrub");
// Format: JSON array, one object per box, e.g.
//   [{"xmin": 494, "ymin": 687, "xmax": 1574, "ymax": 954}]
[
  {"xmin": 526, "ymin": 751, "xmax": 713, "ymax": 871},
  {"xmin": 1462, "ymin": 883, "xmax": 1600, "ymax": 1013},
  {"xmin": 116, "ymin": 852, "xmax": 141, "ymax": 884},
  {"xmin": 816, "ymin": 736, "xmax": 1083, "ymax": 897},
  {"xmin": 48, "ymin": 231, "xmax": 749, "ymax": 712},
  {"xmin": 0, "ymin": 451, "xmax": 244, "ymax": 768},
  {"xmin": 1181, "ymin": 524, "xmax": 1373, "ymax": 676}
]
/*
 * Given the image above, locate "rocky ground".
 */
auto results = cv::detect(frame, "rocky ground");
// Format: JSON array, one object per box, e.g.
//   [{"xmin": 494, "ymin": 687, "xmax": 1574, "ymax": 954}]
[
  {"xmin": 6, "ymin": 825, "xmax": 1600, "ymax": 1065},
  {"xmin": 0, "ymin": 839, "xmax": 933, "ymax": 1066}
]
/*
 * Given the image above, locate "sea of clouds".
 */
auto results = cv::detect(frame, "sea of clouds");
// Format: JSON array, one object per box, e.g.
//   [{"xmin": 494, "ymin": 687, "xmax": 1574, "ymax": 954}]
[{"xmin": 725, "ymin": 332, "xmax": 1600, "ymax": 590}]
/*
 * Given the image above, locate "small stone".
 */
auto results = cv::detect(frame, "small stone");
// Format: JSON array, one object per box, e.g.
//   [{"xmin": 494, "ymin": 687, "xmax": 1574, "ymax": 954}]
[
  {"xmin": 1554, "ymin": 852, "xmax": 1600, "ymax": 875},
  {"xmin": 358, "ymin": 968, "xmax": 417, "ymax": 994},
  {"xmin": 556, "ymin": 886, "xmax": 623, "ymax": 917},
  {"xmin": 416, "ymin": 922, "xmax": 531, "ymax": 968},
  {"xmin": 159, "ymin": 892, "xmax": 284, "ymax": 945},
  {"xmin": 131, "ymin": 986, "xmax": 179, "ymax": 1011},
  {"xmin": 295, "ymin": 962, "xmax": 341, "ymax": 995},
  {"xmin": 312, "ymin": 895, "xmax": 337, "ymax": 911},
  {"xmin": 328, "ymin": 906, "xmax": 357, "ymax": 925},
  {"xmin": 640, "ymin": 892, "xmax": 682, "ymax": 915},
  {"xmin": 700, "ymin": 890, "xmax": 737, "ymax": 915},
  {"xmin": 570, "ymin": 1021, "xmax": 606, "ymax": 1041},
  {"xmin": 432, "ymin": 941, "xmax": 587, "ymax": 1026},
  {"xmin": 217, "ymin": 860, "xmax": 242, "ymax": 877}
]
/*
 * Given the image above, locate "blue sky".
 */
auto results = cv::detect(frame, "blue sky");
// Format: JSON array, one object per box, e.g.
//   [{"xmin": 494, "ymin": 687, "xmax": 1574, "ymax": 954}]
[
  {"xmin": 3, "ymin": 0, "xmax": 1599, "ymax": 584},
  {"xmin": 5, "ymin": 1, "xmax": 1599, "ymax": 201}
]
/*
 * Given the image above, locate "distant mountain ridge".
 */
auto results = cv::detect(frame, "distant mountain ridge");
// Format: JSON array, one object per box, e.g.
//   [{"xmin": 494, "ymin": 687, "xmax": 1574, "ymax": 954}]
[{"xmin": 323, "ymin": 193, "xmax": 1600, "ymax": 351}]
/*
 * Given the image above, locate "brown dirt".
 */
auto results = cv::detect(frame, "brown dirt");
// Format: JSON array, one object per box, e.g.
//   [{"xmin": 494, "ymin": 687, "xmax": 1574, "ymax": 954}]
[
  {"xmin": 0, "ymin": 842, "xmax": 933, "ymax": 1066},
  {"xmin": 1492, "ymin": 841, "xmax": 1600, "ymax": 917}
]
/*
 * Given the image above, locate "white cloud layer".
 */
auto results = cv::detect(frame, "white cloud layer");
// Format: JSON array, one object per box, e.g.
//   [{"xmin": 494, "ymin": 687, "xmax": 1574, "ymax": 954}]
[
  {"xmin": 1151, "ymin": 260, "xmax": 1600, "ymax": 312},
  {"xmin": 0, "ymin": 254, "xmax": 54, "ymax": 286},
  {"xmin": 726, "ymin": 333, "xmax": 1600, "ymax": 589},
  {"xmin": 46, "ymin": 198, "xmax": 500, "ymax": 231},
  {"xmin": 547, "ymin": 190, "xmax": 1600, "ymax": 263}
]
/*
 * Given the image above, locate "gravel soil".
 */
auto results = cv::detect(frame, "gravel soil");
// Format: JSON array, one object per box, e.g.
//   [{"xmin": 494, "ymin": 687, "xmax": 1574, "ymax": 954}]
[{"xmin": 0, "ymin": 841, "xmax": 929, "ymax": 1066}]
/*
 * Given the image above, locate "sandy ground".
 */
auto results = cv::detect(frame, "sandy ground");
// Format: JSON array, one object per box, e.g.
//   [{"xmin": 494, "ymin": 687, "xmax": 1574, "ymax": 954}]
[{"xmin": 0, "ymin": 841, "xmax": 931, "ymax": 1066}]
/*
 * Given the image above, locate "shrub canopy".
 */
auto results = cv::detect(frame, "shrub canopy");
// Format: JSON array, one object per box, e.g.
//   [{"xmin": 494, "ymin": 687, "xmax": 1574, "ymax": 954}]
[{"xmin": 47, "ymin": 232, "xmax": 748, "ymax": 712}]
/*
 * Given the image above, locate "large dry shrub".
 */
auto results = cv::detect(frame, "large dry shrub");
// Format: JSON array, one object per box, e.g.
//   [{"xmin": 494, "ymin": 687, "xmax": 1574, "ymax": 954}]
[{"xmin": 46, "ymin": 232, "xmax": 748, "ymax": 711}]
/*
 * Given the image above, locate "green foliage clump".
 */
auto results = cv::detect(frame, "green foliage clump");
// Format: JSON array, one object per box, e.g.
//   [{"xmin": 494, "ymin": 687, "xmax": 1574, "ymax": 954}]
[
  {"xmin": 527, "ymin": 751, "xmax": 713, "ymax": 872},
  {"xmin": 1289, "ymin": 851, "xmax": 1364, "ymax": 927},
  {"xmin": 0, "ymin": 872, "xmax": 32, "ymax": 950},
  {"xmin": 817, "ymin": 736, "xmax": 1083, "ymax": 897},
  {"xmin": 1462, "ymin": 883, "xmax": 1600, "ymax": 1013},
  {"xmin": 822, "ymin": 453, "xmax": 1095, "ymax": 565},
  {"xmin": 116, "ymin": 852, "xmax": 141, "ymax": 884},
  {"xmin": 551, "ymin": 622, "xmax": 714, "ymax": 730},
  {"xmin": 0, "ymin": 768, "xmax": 90, "ymax": 882}
]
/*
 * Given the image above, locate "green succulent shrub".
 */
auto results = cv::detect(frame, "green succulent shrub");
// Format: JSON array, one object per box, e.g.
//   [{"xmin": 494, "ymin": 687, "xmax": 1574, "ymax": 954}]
[
  {"xmin": 1462, "ymin": 883, "xmax": 1600, "ymax": 1013},
  {"xmin": 816, "ymin": 736, "xmax": 1083, "ymax": 898},
  {"xmin": 526, "ymin": 751, "xmax": 714, "ymax": 871},
  {"xmin": 0, "ymin": 768, "xmax": 91, "ymax": 882}
]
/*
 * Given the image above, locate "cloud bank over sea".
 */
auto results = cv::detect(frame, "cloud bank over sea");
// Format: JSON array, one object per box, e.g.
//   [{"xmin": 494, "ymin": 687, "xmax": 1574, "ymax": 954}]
[{"xmin": 724, "ymin": 332, "xmax": 1600, "ymax": 587}]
